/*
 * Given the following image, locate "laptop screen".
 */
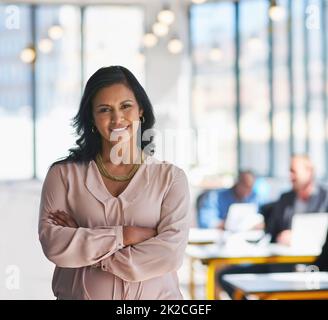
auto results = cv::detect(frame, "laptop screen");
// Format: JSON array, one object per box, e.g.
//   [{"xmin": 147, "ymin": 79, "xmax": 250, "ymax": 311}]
[
  {"xmin": 225, "ymin": 203, "xmax": 263, "ymax": 232},
  {"xmin": 291, "ymin": 213, "xmax": 328, "ymax": 252}
]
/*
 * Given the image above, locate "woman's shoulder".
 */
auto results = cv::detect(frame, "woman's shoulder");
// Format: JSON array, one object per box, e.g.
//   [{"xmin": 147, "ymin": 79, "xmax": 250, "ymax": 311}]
[
  {"xmin": 47, "ymin": 159, "xmax": 90, "ymax": 178},
  {"xmin": 145, "ymin": 156, "xmax": 187, "ymax": 180}
]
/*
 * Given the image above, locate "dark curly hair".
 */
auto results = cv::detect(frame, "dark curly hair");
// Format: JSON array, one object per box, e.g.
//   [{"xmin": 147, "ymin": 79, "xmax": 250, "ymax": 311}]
[{"xmin": 52, "ymin": 66, "xmax": 156, "ymax": 166}]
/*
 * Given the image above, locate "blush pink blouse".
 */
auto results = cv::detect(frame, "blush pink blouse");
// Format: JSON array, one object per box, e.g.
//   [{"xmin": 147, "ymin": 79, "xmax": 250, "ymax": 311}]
[{"xmin": 38, "ymin": 157, "xmax": 191, "ymax": 300}]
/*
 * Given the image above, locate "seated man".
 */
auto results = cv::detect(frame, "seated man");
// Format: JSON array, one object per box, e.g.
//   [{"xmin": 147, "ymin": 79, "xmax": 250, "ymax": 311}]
[
  {"xmin": 267, "ymin": 154, "xmax": 328, "ymax": 245},
  {"xmin": 197, "ymin": 170, "xmax": 259, "ymax": 229},
  {"xmin": 218, "ymin": 154, "xmax": 328, "ymax": 298}
]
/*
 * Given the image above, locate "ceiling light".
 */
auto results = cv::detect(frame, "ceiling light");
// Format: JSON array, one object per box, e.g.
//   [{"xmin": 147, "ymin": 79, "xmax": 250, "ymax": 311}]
[
  {"xmin": 142, "ymin": 33, "xmax": 158, "ymax": 48},
  {"xmin": 269, "ymin": 0, "xmax": 286, "ymax": 21},
  {"xmin": 247, "ymin": 35, "xmax": 263, "ymax": 50},
  {"xmin": 38, "ymin": 38, "xmax": 53, "ymax": 54},
  {"xmin": 168, "ymin": 38, "xmax": 183, "ymax": 54},
  {"xmin": 20, "ymin": 46, "xmax": 36, "ymax": 64},
  {"xmin": 136, "ymin": 51, "xmax": 145, "ymax": 64},
  {"xmin": 158, "ymin": 8, "xmax": 175, "ymax": 25},
  {"xmin": 48, "ymin": 25, "xmax": 64, "ymax": 40},
  {"xmin": 191, "ymin": 0, "xmax": 207, "ymax": 4},
  {"xmin": 152, "ymin": 22, "xmax": 169, "ymax": 37},
  {"xmin": 209, "ymin": 47, "xmax": 223, "ymax": 61}
]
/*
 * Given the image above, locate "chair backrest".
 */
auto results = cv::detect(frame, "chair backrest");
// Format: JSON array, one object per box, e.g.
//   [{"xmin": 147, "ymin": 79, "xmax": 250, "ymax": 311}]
[
  {"xmin": 259, "ymin": 201, "xmax": 276, "ymax": 233},
  {"xmin": 196, "ymin": 190, "xmax": 211, "ymax": 228}
]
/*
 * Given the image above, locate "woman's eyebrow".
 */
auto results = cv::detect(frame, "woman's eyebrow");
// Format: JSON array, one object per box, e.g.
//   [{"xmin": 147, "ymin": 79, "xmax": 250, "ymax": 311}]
[
  {"xmin": 95, "ymin": 100, "xmax": 133, "ymax": 108},
  {"xmin": 120, "ymin": 99, "xmax": 133, "ymax": 104},
  {"xmin": 95, "ymin": 104, "xmax": 111, "ymax": 108}
]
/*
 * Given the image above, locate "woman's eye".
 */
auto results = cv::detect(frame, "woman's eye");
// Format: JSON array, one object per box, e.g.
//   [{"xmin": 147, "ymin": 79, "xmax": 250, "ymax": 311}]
[
  {"xmin": 100, "ymin": 108, "xmax": 111, "ymax": 113},
  {"xmin": 122, "ymin": 104, "xmax": 132, "ymax": 109}
]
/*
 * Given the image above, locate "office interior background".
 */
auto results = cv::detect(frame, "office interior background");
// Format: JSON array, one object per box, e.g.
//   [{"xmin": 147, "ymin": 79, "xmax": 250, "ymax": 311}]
[{"xmin": 0, "ymin": 0, "xmax": 328, "ymax": 299}]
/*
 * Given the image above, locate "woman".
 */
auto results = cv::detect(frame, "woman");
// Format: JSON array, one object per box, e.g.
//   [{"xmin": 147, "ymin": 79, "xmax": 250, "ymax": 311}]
[{"xmin": 38, "ymin": 66, "xmax": 191, "ymax": 300}]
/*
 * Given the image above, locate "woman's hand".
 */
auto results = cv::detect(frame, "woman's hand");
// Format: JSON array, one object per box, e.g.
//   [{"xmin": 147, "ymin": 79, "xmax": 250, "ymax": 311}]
[
  {"xmin": 48, "ymin": 210, "xmax": 79, "ymax": 228},
  {"xmin": 123, "ymin": 226, "xmax": 157, "ymax": 246},
  {"xmin": 91, "ymin": 226, "xmax": 156, "ymax": 269},
  {"xmin": 48, "ymin": 212, "xmax": 154, "ymax": 244}
]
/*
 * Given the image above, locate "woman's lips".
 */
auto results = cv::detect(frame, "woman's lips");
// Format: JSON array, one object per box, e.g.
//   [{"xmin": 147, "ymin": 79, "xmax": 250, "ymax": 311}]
[{"xmin": 110, "ymin": 125, "xmax": 129, "ymax": 132}]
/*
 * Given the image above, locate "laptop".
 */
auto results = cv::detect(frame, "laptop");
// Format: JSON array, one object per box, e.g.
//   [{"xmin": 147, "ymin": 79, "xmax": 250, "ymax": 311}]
[
  {"xmin": 224, "ymin": 203, "xmax": 263, "ymax": 233},
  {"xmin": 291, "ymin": 213, "xmax": 328, "ymax": 252}
]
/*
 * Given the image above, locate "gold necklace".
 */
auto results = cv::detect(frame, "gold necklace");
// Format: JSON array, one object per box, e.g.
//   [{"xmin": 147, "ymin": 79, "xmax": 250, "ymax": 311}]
[{"xmin": 95, "ymin": 153, "xmax": 143, "ymax": 182}]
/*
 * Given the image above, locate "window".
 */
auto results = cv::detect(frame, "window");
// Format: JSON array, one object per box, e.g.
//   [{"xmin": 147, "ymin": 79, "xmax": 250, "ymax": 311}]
[
  {"xmin": 35, "ymin": 5, "xmax": 81, "ymax": 178},
  {"xmin": 0, "ymin": 5, "xmax": 33, "ymax": 179},
  {"xmin": 0, "ymin": 3, "xmax": 144, "ymax": 180},
  {"xmin": 84, "ymin": 6, "xmax": 144, "ymax": 85},
  {"xmin": 190, "ymin": 2, "xmax": 236, "ymax": 176},
  {"xmin": 239, "ymin": 0, "xmax": 270, "ymax": 175},
  {"xmin": 190, "ymin": 0, "xmax": 328, "ymax": 179}
]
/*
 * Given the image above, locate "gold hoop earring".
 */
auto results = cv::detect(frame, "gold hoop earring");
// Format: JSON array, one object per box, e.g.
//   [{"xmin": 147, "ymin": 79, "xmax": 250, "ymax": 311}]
[{"xmin": 140, "ymin": 116, "xmax": 145, "ymax": 123}]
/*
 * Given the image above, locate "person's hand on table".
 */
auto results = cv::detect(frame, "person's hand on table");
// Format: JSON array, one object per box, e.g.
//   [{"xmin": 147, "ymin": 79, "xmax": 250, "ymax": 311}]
[
  {"xmin": 217, "ymin": 221, "xmax": 225, "ymax": 230},
  {"xmin": 251, "ymin": 222, "xmax": 265, "ymax": 230},
  {"xmin": 276, "ymin": 230, "xmax": 292, "ymax": 246}
]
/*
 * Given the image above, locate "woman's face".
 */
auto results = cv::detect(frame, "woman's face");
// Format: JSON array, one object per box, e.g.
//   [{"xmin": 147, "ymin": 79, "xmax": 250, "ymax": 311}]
[{"xmin": 92, "ymin": 83, "xmax": 143, "ymax": 147}]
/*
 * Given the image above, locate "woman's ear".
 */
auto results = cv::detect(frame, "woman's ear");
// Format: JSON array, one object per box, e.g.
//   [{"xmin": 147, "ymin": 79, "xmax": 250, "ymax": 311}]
[{"xmin": 139, "ymin": 109, "xmax": 144, "ymax": 117}]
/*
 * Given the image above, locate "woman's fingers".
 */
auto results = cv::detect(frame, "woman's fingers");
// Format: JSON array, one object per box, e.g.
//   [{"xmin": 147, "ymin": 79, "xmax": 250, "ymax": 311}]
[
  {"xmin": 57, "ymin": 212, "xmax": 78, "ymax": 227},
  {"xmin": 48, "ymin": 211, "xmax": 78, "ymax": 228},
  {"xmin": 49, "ymin": 214, "xmax": 68, "ymax": 227}
]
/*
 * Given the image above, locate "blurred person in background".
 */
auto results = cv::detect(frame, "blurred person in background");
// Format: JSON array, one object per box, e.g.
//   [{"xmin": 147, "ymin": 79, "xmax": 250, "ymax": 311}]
[
  {"xmin": 197, "ymin": 170, "xmax": 260, "ymax": 229},
  {"xmin": 267, "ymin": 154, "xmax": 328, "ymax": 245},
  {"xmin": 219, "ymin": 154, "xmax": 328, "ymax": 298}
]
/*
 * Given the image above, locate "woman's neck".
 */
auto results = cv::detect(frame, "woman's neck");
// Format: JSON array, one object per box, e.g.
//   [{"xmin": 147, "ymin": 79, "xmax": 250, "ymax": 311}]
[{"xmin": 101, "ymin": 141, "xmax": 141, "ymax": 165}]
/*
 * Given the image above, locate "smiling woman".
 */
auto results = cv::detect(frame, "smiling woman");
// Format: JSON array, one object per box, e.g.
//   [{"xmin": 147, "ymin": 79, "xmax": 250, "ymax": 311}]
[
  {"xmin": 38, "ymin": 66, "xmax": 191, "ymax": 300},
  {"xmin": 92, "ymin": 83, "xmax": 144, "ymax": 166}
]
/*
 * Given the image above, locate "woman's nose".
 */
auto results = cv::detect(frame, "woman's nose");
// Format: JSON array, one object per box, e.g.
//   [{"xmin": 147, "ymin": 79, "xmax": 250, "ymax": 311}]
[{"xmin": 111, "ymin": 110, "xmax": 124, "ymax": 124}]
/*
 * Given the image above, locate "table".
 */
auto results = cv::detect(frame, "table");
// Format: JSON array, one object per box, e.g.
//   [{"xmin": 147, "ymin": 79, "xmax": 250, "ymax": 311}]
[
  {"xmin": 188, "ymin": 228, "xmax": 223, "ymax": 245},
  {"xmin": 187, "ymin": 228, "xmax": 268, "ymax": 299},
  {"xmin": 188, "ymin": 228, "xmax": 265, "ymax": 245},
  {"xmin": 222, "ymin": 272, "xmax": 328, "ymax": 300},
  {"xmin": 186, "ymin": 242, "xmax": 318, "ymax": 300}
]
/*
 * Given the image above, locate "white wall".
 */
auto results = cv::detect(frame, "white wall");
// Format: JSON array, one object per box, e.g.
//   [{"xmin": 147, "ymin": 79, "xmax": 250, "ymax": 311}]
[{"xmin": 144, "ymin": 0, "xmax": 192, "ymax": 172}]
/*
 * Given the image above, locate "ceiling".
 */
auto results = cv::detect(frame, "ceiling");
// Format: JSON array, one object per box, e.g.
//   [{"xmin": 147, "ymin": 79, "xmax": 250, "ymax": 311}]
[
  {"xmin": 0, "ymin": 0, "xmax": 227, "ymax": 5},
  {"xmin": 1, "ymin": 0, "xmax": 147, "ymax": 4}
]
